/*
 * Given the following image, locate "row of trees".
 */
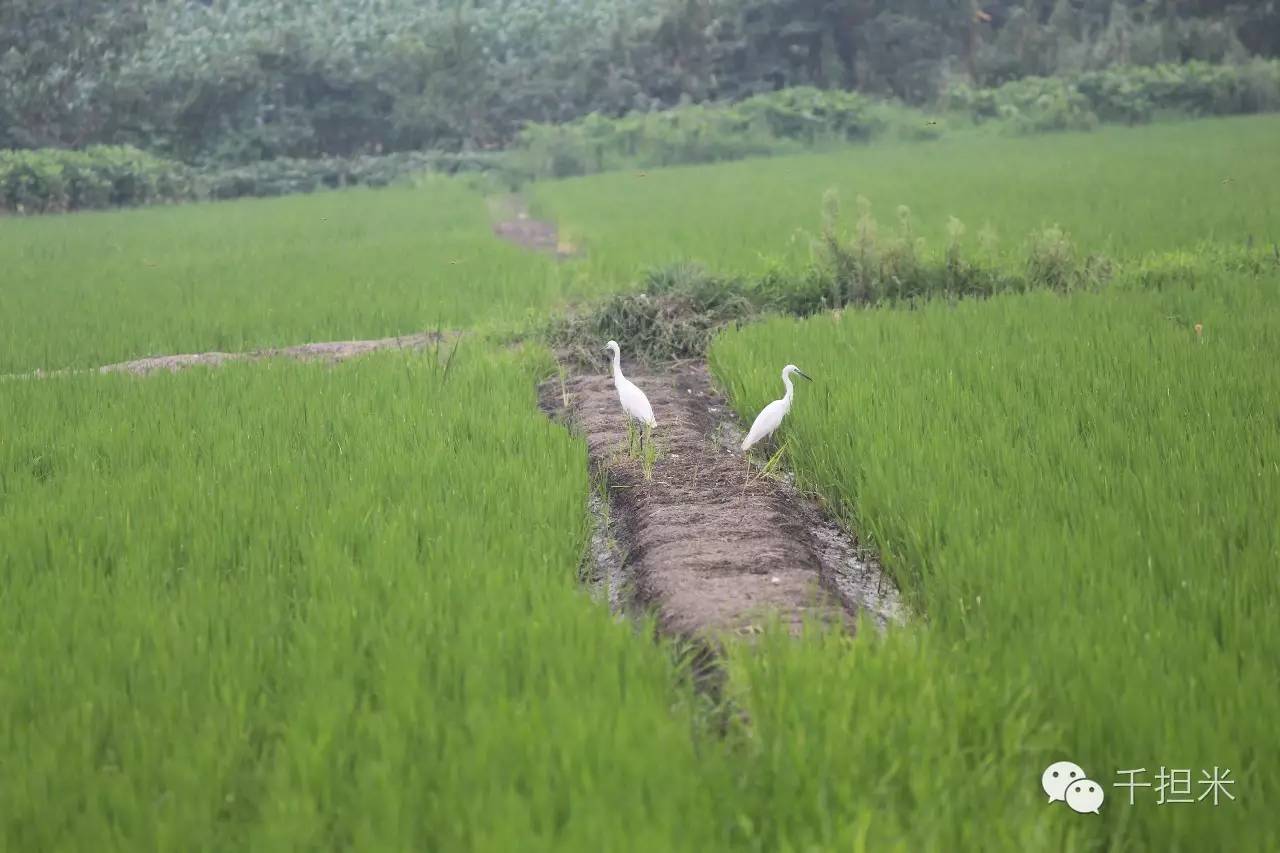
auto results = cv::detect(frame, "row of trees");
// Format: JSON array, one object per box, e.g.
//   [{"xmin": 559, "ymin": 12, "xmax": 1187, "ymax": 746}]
[{"xmin": 2, "ymin": 0, "xmax": 1277, "ymax": 163}]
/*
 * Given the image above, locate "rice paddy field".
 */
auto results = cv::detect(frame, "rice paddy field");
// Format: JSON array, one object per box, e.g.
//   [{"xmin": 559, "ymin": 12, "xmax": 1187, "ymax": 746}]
[
  {"xmin": 711, "ymin": 273, "xmax": 1280, "ymax": 850},
  {"xmin": 532, "ymin": 115, "xmax": 1280, "ymax": 279},
  {"xmin": 2, "ymin": 115, "xmax": 1278, "ymax": 850},
  {"xmin": 0, "ymin": 180, "xmax": 568, "ymax": 374}
]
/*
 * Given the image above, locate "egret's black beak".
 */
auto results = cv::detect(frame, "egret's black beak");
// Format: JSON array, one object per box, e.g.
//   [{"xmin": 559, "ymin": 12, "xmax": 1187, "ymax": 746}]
[{"xmin": 796, "ymin": 369, "xmax": 813, "ymax": 382}]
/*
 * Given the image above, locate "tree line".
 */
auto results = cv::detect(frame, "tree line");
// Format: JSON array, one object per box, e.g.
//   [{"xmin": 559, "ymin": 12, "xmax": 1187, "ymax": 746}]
[{"xmin": 2, "ymin": 0, "xmax": 1276, "ymax": 164}]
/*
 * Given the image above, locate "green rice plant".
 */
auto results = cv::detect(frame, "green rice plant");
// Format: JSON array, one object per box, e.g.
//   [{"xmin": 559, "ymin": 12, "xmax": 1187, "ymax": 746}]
[
  {"xmin": 621, "ymin": 420, "xmax": 660, "ymax": 480},
  {"xmin": 0, "ymin": 348, "xmax": 738, "ymax": 850},
  {"xmin": 757, "ymin": 437, "xmax": 791, "ymax": 483},
  {"xmin": 531, "ymin": 115, "xmax": 1280, "ymax": 284},
  {"xmin": 4, "ymin": 112, "xmax": 1280, "ymax": 852},
  {"xmin": 709, "ymin": 271, "xmax": 1280, "ymax": 850},
  {"xmin": 0, "ymin": 179, "xmax": 577, "ymax": 374}
]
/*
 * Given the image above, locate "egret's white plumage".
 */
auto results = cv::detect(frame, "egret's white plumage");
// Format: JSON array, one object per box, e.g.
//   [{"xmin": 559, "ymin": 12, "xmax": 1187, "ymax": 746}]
[
  {"xmin": 741, "ymin": 364, "xmax": 811, "ymax": 452},
  {"xmin": 605, "ymin": 340, "xmax": 657, "ymax": 427}
]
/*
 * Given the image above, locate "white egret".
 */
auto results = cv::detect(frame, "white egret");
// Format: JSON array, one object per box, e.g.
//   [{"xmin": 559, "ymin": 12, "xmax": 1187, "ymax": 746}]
[
  {"xmin": 741, "ymin": 364, "xmax": 811, "ymax": 452},
  {"xmin": 604, "ymin": 340, "xmax": 657, "ymax": 429}
]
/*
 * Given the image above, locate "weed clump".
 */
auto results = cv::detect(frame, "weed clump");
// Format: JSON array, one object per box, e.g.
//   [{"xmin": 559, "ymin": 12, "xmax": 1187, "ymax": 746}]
[
  {"xmin": 777, "ymin": 191, "xmax": 1113, "ymax": 314},
  {"xmin": 545, "ymin": 263, "xmax": 757, "ymax": 366},
  {"xmin": 547, "ymin": 191, "xmax": 1121, "ymax": 363}
]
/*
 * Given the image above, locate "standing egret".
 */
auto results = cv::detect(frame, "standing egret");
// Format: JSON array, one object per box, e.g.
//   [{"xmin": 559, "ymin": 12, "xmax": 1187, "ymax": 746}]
[
  {"xmin": 740, "ymin": 364, "xmax": 811, "ymax": 486},
  {"xmin": 604, "ymin": 340, "xmax": 657, "ymax": 431}
]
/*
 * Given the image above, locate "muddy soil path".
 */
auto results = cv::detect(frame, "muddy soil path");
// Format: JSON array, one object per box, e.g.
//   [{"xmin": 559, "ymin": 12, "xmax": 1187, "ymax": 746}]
[
  {"xmin": 488, "ymin": 195, "xmax": 577, "ymax": 258},
  {"xmin": 4, "ymin": 331, "xmax": 449, "ymax": 381},
  {"xmin": 542, "ymin": 362, "xmax": 903, "ymax": 642}
]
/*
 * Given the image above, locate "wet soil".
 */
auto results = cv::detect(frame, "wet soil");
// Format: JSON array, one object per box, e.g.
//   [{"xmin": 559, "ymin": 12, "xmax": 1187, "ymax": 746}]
[{"xmin": 540, "ymin": 362, "xmax": 903, "ymax": 643}]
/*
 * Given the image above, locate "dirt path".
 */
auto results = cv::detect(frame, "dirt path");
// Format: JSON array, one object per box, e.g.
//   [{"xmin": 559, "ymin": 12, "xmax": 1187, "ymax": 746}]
[
  {"xmin": 3, "ymin": 332, "xmax": 448, "ymax": 381},
  {"xmin": 488, "ymin": 195, "xmax": 577, "ymax": 258},
  {"xmin": 541, "ymin": 362, "xmax": 903, "ymax": 641}
]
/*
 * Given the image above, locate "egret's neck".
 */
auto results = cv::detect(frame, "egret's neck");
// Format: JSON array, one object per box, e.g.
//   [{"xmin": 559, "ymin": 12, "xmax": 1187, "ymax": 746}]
[
  {"xmin": 610, "ymin": 349, "xmax": 622, "ymax": 381},
  {"xmin": 782, "ymin": 372, "xmax": 795, "ymax": 404}
]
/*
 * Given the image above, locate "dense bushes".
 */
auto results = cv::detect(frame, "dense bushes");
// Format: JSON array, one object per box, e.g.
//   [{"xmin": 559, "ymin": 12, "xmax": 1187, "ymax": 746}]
[
  {"xmin": 509, "ymin": 62, "xmax": 1280, "ymax": 180},
  {"xmin": 2, "ymin": 87, "xmax": 902, "ymax": 213},
  {"xmin": 0, "ymin": 147, "xmax": 195, "ymax": 214},
  {"xmin": 4, "ymin": 1, "xmax": 1278, "ymax": 163},
  {"xmin": 946, "ymin": 59, "xmax": 1280, "ymax": 132},
  {"xmin": 0, "ymin": 147, "xmax": 512, "ymax": 213},
  {"xmin": 197, "ymin": 151, "xmax": 511, "ymax": 201},
  {"xmin": 8, "ymin": 58, "xmax": 1280, "ymax": 214},
  {"xmin": 510, "ymin": 87, "xmax": 892, "ymax": 178}
]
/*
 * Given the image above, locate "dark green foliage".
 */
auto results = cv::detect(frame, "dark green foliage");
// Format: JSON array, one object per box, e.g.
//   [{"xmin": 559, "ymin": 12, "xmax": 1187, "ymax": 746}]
[
  {"xmin": 109, "ymin": 0, "xmax": 723, "ymax": 163},
  {"xmin": 8, "ymin": 55, "xmax": 1280, "ymax": 215},
  {"xmin": 0, "ymin": 147, "xmax": 516, "ymax": 212},
  {"xmin": 511, "ymin": 87, "xmax": 888, "ymax": 178},
  {"xmin": 735, "ymin": 87, "xmax": 886, "ymax": 142},
  {"xmin": 0, "ymin": 1, "xmax": 150, "ymax": 150},
  {"xmin": 945, "ymin": 59, "xmax": 1280, "ymax": 132},
  {"xmin": 0, "ymin": 146, "xmax": 194, "ymax": 213},
  {"xmin": 3, "ymin": 1, "xmax": 1278, "ymax": 164},
  {"xmin": 197, "ymin": 151, "xmax": 511, "ymax": 201}
]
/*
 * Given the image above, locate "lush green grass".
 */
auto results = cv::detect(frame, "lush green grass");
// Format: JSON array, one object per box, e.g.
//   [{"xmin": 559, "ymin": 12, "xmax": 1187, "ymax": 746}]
[
  {"xmin": 0, "ymin": 349, "xmax": 742, "ymax": 850},
  {"xmin": 8, "ymin": 115, "xmax": 1275, "ymax": 376},
  {"xmin": 5, "ymin": 115, "xmax": 1280, "ymax": 851},
  {"xmin": 710, "ymin": 271, "xmax": 1280, "ymax": 850},
  {"xmin": 535, "ymin": 115, "xmax": 1280, "ymax": 283},
  {"xmin": 0, "ymin": 179, "xmax": 576, "ymax": 374}
]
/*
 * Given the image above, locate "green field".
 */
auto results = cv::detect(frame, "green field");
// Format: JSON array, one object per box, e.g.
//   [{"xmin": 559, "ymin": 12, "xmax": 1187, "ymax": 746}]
[
  {"xmin": 533, "ymin": 115, "xmax": 1280, "ymax": 281},
  {"xmin": 711, "ymin": 273, "xmax": 1280, "ymax": 850},
  {"xmin": 2, "ymin": 115, "xmax": 1278, "ymax": 850},
  {"xmin": 0, "ymin": 351, "xmax": 743, "ymax": 849},
  {"xmin": 0, "ymin": 180, "xmax": 567, "ymax": 373}
]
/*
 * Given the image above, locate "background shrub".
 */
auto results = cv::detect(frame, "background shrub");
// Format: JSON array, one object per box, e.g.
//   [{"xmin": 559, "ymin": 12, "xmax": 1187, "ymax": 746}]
[
  {"xmin": 4, "ymin": 1, "xmax": 1279, "ymax": 164},
  {"xmin": 0, "ymin": 147, "xmax": 195, "ymax": 214},
  {"xmin": 7, "ymin": 59, "xmax": 1280, "ymax": 214},
  {"xmin": 0, "ymin": 147, "xmax": 519, "ymax": 213},
  {"xmin": 946, "ymin": 60, "xmax": 1280, "ymax": 133},
  {"xmin": 509, "ymin": 87, "xmax": 890, "ymax": 179},
  {"xmin": 197, "ymin": 151, "xmax": 513, "ymax": 201}
]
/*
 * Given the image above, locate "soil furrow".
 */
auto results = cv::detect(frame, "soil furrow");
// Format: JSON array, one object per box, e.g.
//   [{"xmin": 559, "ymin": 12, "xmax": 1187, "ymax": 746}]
[
  {"xmin": 2, "ymin": 331, "xmax": 448, "ymax": 381},
  {"xmin": 488, "ymin": 195, "xmax": 577, "ymax": 258},
  {"xmin": 541, "ymin": 362, "xmax": 903, "ymax": 641}
]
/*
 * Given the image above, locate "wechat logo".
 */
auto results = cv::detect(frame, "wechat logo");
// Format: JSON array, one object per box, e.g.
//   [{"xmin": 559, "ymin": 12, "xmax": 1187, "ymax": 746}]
[{"xmin": 1042, "ymin": 760, "xmax": 1104, "ymax": 814}]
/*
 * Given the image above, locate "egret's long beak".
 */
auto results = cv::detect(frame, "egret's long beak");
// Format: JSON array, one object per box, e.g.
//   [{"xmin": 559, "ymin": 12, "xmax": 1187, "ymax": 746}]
[{"xmin": 795, "ymin": 369, "xmax": 813, "ymax": 382}]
